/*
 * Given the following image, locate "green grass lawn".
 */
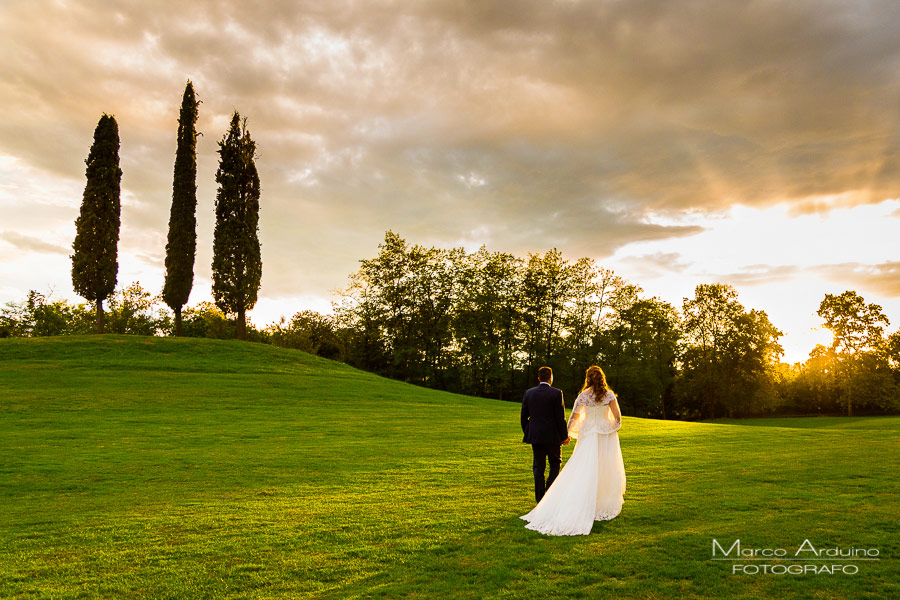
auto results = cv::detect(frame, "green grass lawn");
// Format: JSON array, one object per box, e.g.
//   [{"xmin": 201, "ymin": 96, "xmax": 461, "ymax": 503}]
[{"xmin": 1, "ymin": 336, "xmax": 897, "ymax": 599}]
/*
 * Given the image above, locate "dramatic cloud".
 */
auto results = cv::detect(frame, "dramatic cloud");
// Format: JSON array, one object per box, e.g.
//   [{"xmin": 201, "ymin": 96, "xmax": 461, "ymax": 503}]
[{"xmin": 2, "ymin": 0, "xmax": 900, "ymax": 360}]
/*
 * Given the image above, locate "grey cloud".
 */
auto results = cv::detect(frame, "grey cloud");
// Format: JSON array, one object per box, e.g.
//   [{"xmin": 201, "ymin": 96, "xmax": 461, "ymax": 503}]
[
  {"xmin": 3, "ymin": 0, "xmax": 900, "ymax": 302},
  {"xmin": 814, "ymin": 262, "xmax": 900, "ymax": 298},
  {"xmin": 714, "ymin": 262, "xmax": 900, "ymax": 298},
  {"xmin": 0, "ymin": 231, "xmax": 69, "ymax": 255},
  {"xmin": 616, "ymin": 252, "xmax": 694, "ymax": 280},
  {"xmin": 716, "ymin": 264, "xmax": 803, "ymax": 286}
]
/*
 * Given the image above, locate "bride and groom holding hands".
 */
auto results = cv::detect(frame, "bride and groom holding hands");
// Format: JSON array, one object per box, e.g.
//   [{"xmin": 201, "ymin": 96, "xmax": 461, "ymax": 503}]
[{"xmin": 520, "ymin": 365, "xmax": 626, "ymax": 536}]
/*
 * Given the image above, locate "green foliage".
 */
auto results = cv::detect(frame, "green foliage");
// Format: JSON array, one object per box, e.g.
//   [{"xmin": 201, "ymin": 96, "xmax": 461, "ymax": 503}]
[
  {"xmin": 885, "ymin": 330, "xmax": 900, "ymax": 369},
  {"xmin": 212, "ymin": 111, "xmax": 262, "ymax": 341},
  {"xmin": 676, "ymin": 284, "xmax": 784, "ymax": 418},
  {"xmin": 163, "ymin": 81, "xmax": 200, "ymax": 335},
  {"xmin": 177, "ymin": 301, "xmax": 267, "ymax": 343},
  {"xmin": 337, "ymin": 234, "xmax": 823, "ymax": 418},
  {"xmin": 103, "ymin": 282, "xmax": 172, "ymax": 336},
  {"xmin": 819, "ymin": 291, "xmax": 889, "ymax": 355},
  {"xmin": 815, "ymin": 291, "xmax": 892, "ymax": 416},
  {"xmin": 1, "ymin": 285, "xmax": 171, "ymax": 338},
  {"xmin": 521, "ymin": 249, "xmax": 570, "ymax": 368},
  {"xmin": 779, "ymin": 346, "xmax": 844, "ymax": 414},
  {"xmin": 0, "ymin": 291, "xmax": 94, "ymax": 337},
  {"xmin": 266, "ymin": 310, "xmax": 343, "ymax": 359},
  {"xmin": 600, "ymin": 298, "xmax": 680, "ymax": 418},
  {"xmin": 71, "ymin": 113, "xmax": 122, "ymax": 333},
  {"xmin": 0, "ymin": 336, "xmax": 898, "ymax": 599},
  {"xmin": 453, "ymin": 247, "xmax": 524, "ymax": 399},
  {"xmin": 0, "ymin": 289, "xmax": 277, "ymax": 344},
  {"xmin": 179, "ymin": 301, "xmax": 235, "ymax": 339},
  {"xmin": 337, "ymin": 231, "xmax": 461, "ymax": 386},
  {"xmin": 337, "ymin": 232, "xmax": 652, "ymax": 402}
]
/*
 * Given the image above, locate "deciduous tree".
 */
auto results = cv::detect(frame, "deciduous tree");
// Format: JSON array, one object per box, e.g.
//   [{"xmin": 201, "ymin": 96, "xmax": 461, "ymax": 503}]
[
  {"xmin": 677, "ymin": 284, "xmax": 783, "ymax": 418},
  {"xmin": 818, "ymin": 291, "xmax": 889, "ymax": 416}
]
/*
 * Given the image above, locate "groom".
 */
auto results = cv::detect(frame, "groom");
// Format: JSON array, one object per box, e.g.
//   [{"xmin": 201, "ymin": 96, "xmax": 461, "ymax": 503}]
[{"xmin": 521, "ymin": 366, "xmax": 569, "ymax": 503}]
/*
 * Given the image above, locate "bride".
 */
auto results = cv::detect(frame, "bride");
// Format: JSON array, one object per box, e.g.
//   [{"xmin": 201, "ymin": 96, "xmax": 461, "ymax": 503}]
[{"xmin": 521, "ymin": 366, "xmax": 626, "ymax": 536}]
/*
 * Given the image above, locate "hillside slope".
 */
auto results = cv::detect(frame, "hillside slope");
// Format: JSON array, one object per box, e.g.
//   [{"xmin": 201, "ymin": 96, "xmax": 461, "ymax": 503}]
[{"xmin": 1, "ymin": 336, "xmax": 897, "ymax": 599}]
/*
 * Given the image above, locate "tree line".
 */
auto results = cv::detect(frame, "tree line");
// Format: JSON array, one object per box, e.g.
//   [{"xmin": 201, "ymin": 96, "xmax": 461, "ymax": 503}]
[
  {"xmin": 329, "ymin": 231, "xmax": 899, "ymax": 419},
  {"xmin": 5, "ymin": 230, "xmax": 899, "ymax": 419},
  {"xmin": 70, "ymin": 82, "xmax": 262, "ymax": 340}
]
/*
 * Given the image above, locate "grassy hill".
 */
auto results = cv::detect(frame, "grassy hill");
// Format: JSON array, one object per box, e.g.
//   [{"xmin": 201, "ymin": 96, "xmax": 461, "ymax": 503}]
[{"xmin": 1, "ymin": 336, "xmax": 897, "ymax": 599}]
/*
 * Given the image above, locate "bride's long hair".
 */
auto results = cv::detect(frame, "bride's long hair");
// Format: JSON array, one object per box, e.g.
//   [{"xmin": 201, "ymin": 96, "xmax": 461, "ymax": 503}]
[{"xmin": 581, "ymin": 365, "xmax": 612, "ymax": 399}]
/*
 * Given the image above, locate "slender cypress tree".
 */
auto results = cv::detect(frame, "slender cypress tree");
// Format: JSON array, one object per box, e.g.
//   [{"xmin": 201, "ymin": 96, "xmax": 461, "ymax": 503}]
[
  {"xmin": 212, "ymin": 111, "xmax": 261, "ymax": 340},
  {"xmin": 71, "ymin": 114, "xmax": 122, "ymax": 334},
  {"xmin": 163, "ymin": 81, "xmax": 200, "ymax": 336}
]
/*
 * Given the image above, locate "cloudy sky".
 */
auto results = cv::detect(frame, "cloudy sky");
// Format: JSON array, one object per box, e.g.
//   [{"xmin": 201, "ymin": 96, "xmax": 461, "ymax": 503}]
[{"xmin": 2, "ymin": 0, "xmax": 900, "ymax": 361}]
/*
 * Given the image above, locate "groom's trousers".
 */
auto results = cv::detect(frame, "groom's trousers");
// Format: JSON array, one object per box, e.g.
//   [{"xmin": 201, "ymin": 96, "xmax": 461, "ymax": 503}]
[{"xmin": 531, "ymin": 443, "xmax": 562, "ymax": 502}]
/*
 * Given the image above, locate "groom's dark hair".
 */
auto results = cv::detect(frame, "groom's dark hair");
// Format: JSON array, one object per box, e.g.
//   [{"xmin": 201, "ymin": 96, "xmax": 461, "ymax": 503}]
[{"xmin": 537, "ymin": 366, "xmax": 553, "ymax": 382}]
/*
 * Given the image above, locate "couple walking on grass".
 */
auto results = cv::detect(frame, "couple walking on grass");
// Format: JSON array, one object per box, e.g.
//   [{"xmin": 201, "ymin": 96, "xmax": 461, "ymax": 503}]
[{"xmin": 520, "ymin": 365, "xmax": 626, "ymax": 536}]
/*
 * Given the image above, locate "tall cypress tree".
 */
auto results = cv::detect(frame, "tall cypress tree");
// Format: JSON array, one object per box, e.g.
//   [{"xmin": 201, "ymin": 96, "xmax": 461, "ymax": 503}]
[
  {"xmin": 163, "ymin": 81, "xmax": 200, "ymax": 336},
  {"xmin": 212, "ymin": 111, "xmax": 261, "ymax": 341},
  {"xmin": 71, "ymin": 114, "xmax": 122, "ymax": 334}
]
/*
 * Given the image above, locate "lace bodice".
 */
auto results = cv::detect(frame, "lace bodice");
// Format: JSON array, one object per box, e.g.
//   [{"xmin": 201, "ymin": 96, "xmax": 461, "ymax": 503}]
[
  {"xmin": 576, "ymin": 388, "xmax": 613, "ymax": 408},
  {"xmin": 567, "ymin": 388, "xmax": 620, "ymax": 438}
]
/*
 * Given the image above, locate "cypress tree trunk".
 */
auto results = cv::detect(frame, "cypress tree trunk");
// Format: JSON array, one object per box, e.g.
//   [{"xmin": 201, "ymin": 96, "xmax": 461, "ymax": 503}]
[
  {"xmin": 237, "ymin": 307, "xmax": 246, "ymax": 341},
  {"xmin": 174, "ymin": 306, "xmax": 182, "ymax": 337},
  {"xmin": 96, "ymin": 299, "xmax": 105, "ymax": 334},
  {"xmin": 71, "ymin": 113, "xmax": 121, "ymax": 333}
]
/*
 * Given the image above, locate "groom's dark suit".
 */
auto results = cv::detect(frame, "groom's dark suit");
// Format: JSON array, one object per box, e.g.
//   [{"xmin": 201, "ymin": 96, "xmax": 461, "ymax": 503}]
[{"xmin": 521, "ymin": 382, "xmax": 568, "ymax": 502}]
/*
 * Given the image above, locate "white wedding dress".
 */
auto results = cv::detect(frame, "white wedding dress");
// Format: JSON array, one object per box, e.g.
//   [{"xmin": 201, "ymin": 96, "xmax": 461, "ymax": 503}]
[{"xmin": 521, "ymin": 388, "xmax": 626, "ymax": 536}]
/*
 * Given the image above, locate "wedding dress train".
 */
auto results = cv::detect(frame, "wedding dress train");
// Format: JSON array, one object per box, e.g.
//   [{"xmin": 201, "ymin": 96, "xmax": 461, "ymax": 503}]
[{"xmin": 521, "ymin": 388, "xmax": 626, "ymax": 536}]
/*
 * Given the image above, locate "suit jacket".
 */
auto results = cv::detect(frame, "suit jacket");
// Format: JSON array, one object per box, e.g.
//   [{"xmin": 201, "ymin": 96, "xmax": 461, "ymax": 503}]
[{"xmin": 521, "ymin": 383, "xmax": 568, "ymax": 446}]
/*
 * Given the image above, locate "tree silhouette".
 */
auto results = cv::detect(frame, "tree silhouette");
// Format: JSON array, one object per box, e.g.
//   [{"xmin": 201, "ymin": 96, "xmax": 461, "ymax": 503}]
[
  {"xmin": 212, "ymin": 111, "xmax": 261, "ymax": 340},
  {"xmin": 163, "ymin": 81, "xmax": 200, "ymax": 336},
  {"xmin": 679, "ymin": 284, "xmax": 783, "ymax": 418},
  {"xmin": 71, "ymin": 114, "xmax": 122, "ymax": 333},
  {"xmin": 602, "ymin": 298, "xmax": 680, "ymax": 418},
  {"xmin": 818, "ymin": 291, "xmax": 889, "ymax": 416},
  {"xmin": 454, "ymin": 247, "xmax": 524, "ymax": 399}
]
